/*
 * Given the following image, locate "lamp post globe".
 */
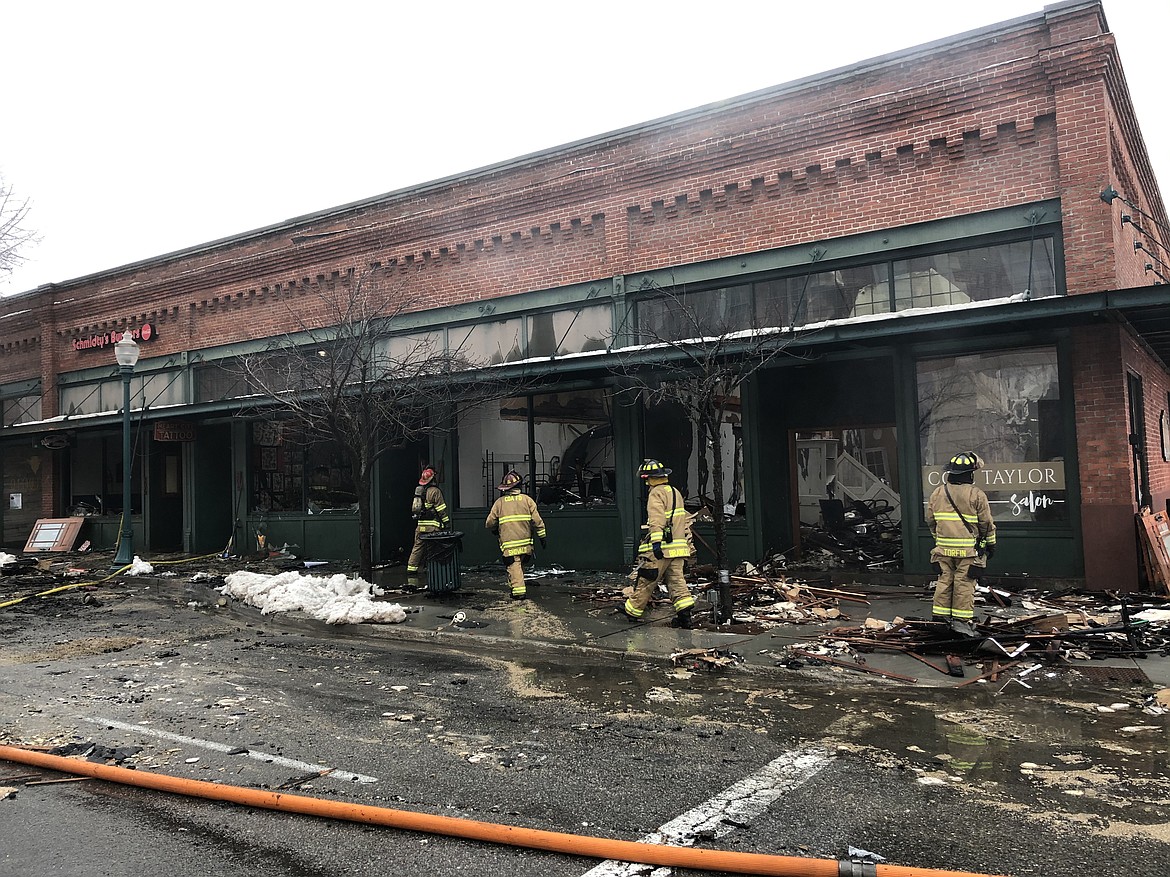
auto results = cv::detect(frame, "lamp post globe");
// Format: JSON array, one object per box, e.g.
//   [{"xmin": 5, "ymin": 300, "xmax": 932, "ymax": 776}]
[{"xmin": 112, "ymin": 331, "xmax": 140, "ymax": 568}]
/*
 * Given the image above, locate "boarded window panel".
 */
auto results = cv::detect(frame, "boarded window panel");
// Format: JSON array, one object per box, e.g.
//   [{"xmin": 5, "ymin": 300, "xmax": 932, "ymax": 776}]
[{"xmin": 24, "ymin": 517, "xmax": 85, "ymax": 552}]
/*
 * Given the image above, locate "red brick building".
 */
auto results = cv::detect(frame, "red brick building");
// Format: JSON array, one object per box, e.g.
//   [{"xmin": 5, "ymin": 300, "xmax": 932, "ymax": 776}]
[{"xmin": 2, "ymin": 0, "xmax": 1167, "ymax": 589}]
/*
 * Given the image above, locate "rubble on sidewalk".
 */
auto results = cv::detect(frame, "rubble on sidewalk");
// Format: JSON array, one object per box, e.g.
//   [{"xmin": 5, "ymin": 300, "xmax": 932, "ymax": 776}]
[{"xmin": 670, "ymin": 646, "xmax": 744, "ymax": 671}]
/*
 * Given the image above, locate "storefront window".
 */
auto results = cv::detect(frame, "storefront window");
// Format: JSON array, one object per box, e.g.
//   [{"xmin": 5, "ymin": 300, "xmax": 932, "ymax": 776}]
[
  {"xmin": 527, "ymin": 303, "xmax": 611, "ymax": 357},
  {"xmin": 2, "ymin": 394, "xmax": 42, "ymax": 427},
  {"xmin": 917, "ymin": 347, "xmax": 1066, "ymax": 522},
  {"xmin": 456, "ymin": 389, "xmax": 616, "ymax": 508},
  {"xmin": 755, "ymin": 266, "xmax": 891, "ymax": 328},
  {"xmin": 250, "ymin": 421, "xmax": 356, "ymax": 514},
  {"xmin": 195, "ymin": 362, "xmax": 246, "ymax": 403},
  {"xmin": 450, "ymin": 318, "xmax": 525, "ymax": 365},
  {"xmin": 60, "ymin": 371, "xmax": 184, "ymax": 416},
  {"xmin": 639, "ymin": 285, "xmax": 753, "ymax": 341},
  {"xmin": 69, "ymin": 432, "xmax": 142, "ymax": 516},
  {"xmin": 894, "ymin": 240, "xmax": 1056, "ymax": 310},
  {"xmin": 380, "ymin": 331, "xmax": 447, "ymax": 371},
  {"xmin": 796, "ymin": 428, "xmax": 901, "ymax": 525},
  {"xmin": 457, "ymin": 400, "xmax": 530, "ymax": 508},
  {"xmin": 643, "ymin": 386, "xmax": 745, "ymax": 518},
  {"xmin": 140, "ymin": 371, "xmax": 186, "ymax": 408}
]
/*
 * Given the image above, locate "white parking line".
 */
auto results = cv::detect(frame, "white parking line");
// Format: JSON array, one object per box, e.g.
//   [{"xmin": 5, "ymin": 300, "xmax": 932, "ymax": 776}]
[
  {"xmin": 82, "ymin": 715, "xmax": 378, "ymax": 784},
  {"xmin": 581, "ymin": 746, "xmax": 833, "ymax": 876}
]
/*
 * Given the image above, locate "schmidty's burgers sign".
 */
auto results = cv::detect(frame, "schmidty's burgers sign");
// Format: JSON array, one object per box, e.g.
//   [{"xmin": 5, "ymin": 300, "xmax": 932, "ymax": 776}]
[{"xmin": 72, "ymin": 323, "xmax": 157, "ymax": 352}]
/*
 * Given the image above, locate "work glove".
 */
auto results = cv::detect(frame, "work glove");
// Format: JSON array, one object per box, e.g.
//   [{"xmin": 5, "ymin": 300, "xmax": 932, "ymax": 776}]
[
  {"xmin": 984, "ymin": 544, "xmax": 996, "ymax": 560},
  {"xmin": 652, "ymin": 542, "xmax": 664, "ymax": 560},
  {"xmin": 539, "ymin": 536, "xmax": 547, "ymax": 549}
]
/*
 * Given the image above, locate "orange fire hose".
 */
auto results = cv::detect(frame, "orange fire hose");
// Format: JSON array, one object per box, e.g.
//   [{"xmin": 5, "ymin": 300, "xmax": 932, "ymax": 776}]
[{"xmin": 0, "ymin": 745, "xmax": 1008, "ymax": 877}]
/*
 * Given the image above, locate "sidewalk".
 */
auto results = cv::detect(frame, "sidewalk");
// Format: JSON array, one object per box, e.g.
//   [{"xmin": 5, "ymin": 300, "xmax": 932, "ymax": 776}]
[{"xmin": 357, "ymin": 564, "xmax": 1170, "ymax": 693}]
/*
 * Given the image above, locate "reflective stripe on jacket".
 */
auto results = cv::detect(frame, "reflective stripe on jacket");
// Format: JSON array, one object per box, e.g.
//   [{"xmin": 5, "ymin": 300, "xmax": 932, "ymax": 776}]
[
  {"xmin": 926, "ymin": 482, "xmax": 996, "ymax": 558},
  {"xmin": 637, "ymin": 483, "xmax": 691, "ymax": 559},
  {"xmin": 415, "ymin": 485, "xmax": 450, "ymax": 532},
  {"xmin": 485, "ymin": 491, "xmax": 546, "ymax": 557}
]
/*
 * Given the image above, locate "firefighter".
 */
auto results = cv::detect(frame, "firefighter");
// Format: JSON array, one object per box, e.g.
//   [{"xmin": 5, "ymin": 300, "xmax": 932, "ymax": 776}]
[
  {"xmin": 926, "ymin": 451, "xmax": 996, "ymax": 637},
  {"xmin": 485, "ymin": 469, "xmax": 546, "ymax": 599},
  {"xmin": 406, "ymin": 467, "xmax": 449, "ymax": 579},
  {"xmin": 620, "ymin": 459, "xmax": 696, "ymax": 628}
]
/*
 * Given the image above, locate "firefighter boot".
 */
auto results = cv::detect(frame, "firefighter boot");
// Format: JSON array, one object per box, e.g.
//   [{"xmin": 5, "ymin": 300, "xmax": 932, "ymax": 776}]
[{"xmin": 671, "ymin": 608, "xmax": 693, "ymax": 629}]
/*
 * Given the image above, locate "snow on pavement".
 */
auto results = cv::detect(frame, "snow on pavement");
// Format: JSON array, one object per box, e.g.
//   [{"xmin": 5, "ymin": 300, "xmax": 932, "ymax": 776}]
[{"xmin": 219, "ymin": 570, "xmax": 407, "ymax": 624}]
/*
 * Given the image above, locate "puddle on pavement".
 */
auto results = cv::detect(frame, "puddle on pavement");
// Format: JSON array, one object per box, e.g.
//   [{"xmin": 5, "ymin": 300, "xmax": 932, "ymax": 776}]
[{"xmin": 515, "ymin": 656, "xmax": 1170, "ymax": 821}]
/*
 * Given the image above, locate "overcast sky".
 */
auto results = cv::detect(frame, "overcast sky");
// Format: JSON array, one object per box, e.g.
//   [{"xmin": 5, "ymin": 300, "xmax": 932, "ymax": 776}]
[{"xmin": 1, "ymin": 0, "xmax": 1165, "ymax": 297}]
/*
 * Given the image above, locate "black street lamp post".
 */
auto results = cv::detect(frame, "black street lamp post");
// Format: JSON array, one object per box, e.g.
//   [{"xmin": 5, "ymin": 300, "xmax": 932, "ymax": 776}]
[{"xmin": 112, "ymin": 331, "xmax": 140, "ymax": 568}]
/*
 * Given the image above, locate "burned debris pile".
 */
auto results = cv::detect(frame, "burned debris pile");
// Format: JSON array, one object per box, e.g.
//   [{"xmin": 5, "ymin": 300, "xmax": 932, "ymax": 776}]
[
  {"xmin": 769, "ymin": 580, "xmax": 1170, "ymax": 688},
  {"xmin": 791, "ymin": 503, "xmax": 903, "ymax": 571}
]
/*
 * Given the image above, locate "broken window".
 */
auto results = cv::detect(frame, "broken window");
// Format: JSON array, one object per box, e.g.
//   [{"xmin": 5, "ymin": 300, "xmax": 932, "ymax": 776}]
[
  {"xmin": 455, "ymin": 389, "xmax": 616, "ymax": 508},
  {"xmin": 526, "ymin": 303, "xmax": 611, "ymax": 358},
  {"xmin": 796, "ymin": 428, "xmax": 901, "ymax": 526},
  {"xmin": 449, "ymin": 318, "xmax": 525, "ymax": 365},
  {"xmin": 917, "ymin": 347, "xmax": 1066, "ymax": 522},
  {"xmin": 69, "ymin": 431, "xmax": 142, "ymax": 518},
  {"xmin": 893, "ymin": 239, "xmax": 1056, "ymax": 310},
  {"xmin": 643, "ymin": 387, "xmax": 746, "ymax": 519},
  {"xmin": 636, "ymin": 236, "xmax": 1057, "ymax": 336},
  {"xmin": 756, "ymin": 266, "xmax": 891, "ymax": 327}
]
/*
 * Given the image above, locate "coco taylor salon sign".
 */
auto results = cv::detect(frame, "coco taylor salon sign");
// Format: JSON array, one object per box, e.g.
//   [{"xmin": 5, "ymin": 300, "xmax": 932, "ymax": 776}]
[
  {"xmin": 922, "ymin": 462, "xmax": 1065, "ymax": 517},
  {"xmin": 71, "ymin": 322, "xmax": 157, "ymax": 353}
]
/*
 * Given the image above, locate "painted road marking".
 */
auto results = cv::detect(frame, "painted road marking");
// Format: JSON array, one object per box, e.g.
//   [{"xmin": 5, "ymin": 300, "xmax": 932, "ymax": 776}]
[
  {"xmin": 82, "ymin": 715, "xmax": 378, "ymax": 784},
  {"xmin": 581, "ymin": 745, "xmax": 833, "ymax": 876}
]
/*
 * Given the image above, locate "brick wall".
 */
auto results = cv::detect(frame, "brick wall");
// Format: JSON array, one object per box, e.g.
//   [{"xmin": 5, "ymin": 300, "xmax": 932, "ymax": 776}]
[{"xmin": 9, "ymin": 2, "xmax": 1135, "ymax": 394}]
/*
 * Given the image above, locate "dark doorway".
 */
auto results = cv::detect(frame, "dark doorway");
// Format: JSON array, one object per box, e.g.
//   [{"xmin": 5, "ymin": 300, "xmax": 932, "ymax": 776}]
[
  {"xmin": 190, "ymin": 424, "xmax": 234, "ymax": 555},
  {"xmin": 1127, "ymin": 371, "xmax": 1151, "ymax": 509},
  {"xmin": 377, "ymin": 441, "xmax": 429, "ymax": 566},
  {"xmin": 754, "ymin": 357, "xmax": 900, "ymax": 566},
  {"xmin": 148, "ymin": 437, "xmax": 184, "ymax": 552}
]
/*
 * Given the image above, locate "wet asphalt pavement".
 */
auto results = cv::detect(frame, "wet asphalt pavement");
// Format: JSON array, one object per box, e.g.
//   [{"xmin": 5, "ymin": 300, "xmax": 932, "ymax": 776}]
[{"xmin": 1, "ymin": 559, "xmax": 1169, "ymax": 877}]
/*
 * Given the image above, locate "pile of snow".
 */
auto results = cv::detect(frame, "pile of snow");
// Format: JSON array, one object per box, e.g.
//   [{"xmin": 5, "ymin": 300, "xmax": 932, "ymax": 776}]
[
  {"xmin": 127, "ymin": 556, "xmax": 154, "ymax": 575},
  {"xmin": 219, "ymin": 570, "xmax": 407, "ymax": 625}
]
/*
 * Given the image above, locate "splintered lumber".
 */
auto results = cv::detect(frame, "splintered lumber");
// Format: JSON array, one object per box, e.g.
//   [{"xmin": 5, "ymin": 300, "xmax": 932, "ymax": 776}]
[
  {"xmin": 905, "ymin": 651, "xmax": 952, "ymax": 676},
  {"xmin": 955, "ymin": 661, "xmax": 1021, "ymax": 688},
  {"xmin": 791, "ymin": 648, "xmax": 917, "ymax": 683},
  {"xmin": 803, "ymin": 587, "xmax": 870, "ymax": 605}
]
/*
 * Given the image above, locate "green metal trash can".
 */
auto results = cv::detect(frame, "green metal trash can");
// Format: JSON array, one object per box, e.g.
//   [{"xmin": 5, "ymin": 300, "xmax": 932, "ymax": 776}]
[{"xmin": 419, "ymin": 530, "xmax": 463, "ymax": 593}]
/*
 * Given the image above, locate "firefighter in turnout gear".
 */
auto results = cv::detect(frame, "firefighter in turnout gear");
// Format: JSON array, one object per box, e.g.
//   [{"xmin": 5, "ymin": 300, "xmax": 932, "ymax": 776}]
[
  {"xmin": 621, "ymin": 459, "xmax": 696, "ymax": 627},
  {"xmin": 407, "ymin": 467, "xmax": 449, "ymax": 578},
  {"xmin": 485, "ymin": 469, "xmax": 546, "ymax": 599},
  {"xmin": 926, "ymin": 451, "xmax": 996, "ymax": 637}
]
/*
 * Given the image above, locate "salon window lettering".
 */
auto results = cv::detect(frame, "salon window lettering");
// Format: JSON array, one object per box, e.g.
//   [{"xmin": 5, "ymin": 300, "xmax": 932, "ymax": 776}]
[
  {"xmin": 919, "ymin": 461, "xmax": 1066, "ymax": 522},
  {"xmin": 917, "ymin": 347, "xmax": 1068, "ymax": 524},
  {"xmin": 1009, "ymin": 491, "xmax": 1056, "ymax": 517}
]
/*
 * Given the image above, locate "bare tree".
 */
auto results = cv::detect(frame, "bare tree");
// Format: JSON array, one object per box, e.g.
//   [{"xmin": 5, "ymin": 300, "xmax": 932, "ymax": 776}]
[
  {"xmin": 230, "ymin": 269, "xmax": 519, "ymax": 579},
  {"xmin": 611, "ymin": 280, "xmax": 800, "ymax": 621},
  {"xmin": 0, "ymin": 175, "xmax": 37, "ymax": 283}
]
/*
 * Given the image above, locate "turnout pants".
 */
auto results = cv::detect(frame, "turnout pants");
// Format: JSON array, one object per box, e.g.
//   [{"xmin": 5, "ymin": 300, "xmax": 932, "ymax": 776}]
[
  {"xmin": 504, "ymin": 554, "xmax": 530, "ymax": 597},
  {"xmin": 407, "ymin": 528, "xmax": 427, "ymax": 574},
  {"xmin": 625, "ymin": 557, "xmax": 695, "ymax": 617},
  {"xmin": 932, "ymin": 556, "xmax": 977, "ymax": 620}
]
